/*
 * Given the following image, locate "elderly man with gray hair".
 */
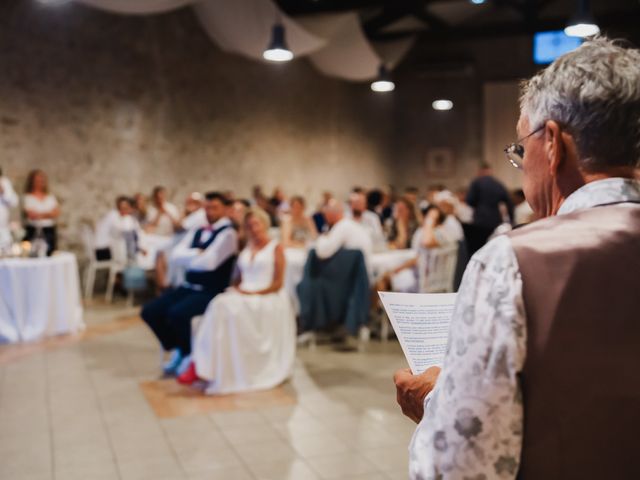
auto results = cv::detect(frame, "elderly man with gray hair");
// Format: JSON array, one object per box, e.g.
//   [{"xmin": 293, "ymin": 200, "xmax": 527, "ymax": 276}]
[{"xmin": 394, "ymin": 37, "xmax": 640, "ymax": 479}]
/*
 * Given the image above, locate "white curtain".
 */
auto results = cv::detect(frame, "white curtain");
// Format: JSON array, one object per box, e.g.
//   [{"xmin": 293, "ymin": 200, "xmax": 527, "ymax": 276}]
[
  {"xmin": 297, "ymin": 14, "xmax": 378, "ymax": 81},
  {"xmin": 194, "ymin": 0, "xmax": 326, "ymax": 62},
  {"xmin": 74, "ymin": 0, "xmax": 414, "ymax": 81}
]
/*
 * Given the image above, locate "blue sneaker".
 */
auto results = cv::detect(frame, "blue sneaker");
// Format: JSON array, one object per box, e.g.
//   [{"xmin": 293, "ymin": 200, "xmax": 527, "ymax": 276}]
[
  {"xmin": 176, "ymin": 354, "xmax": 192, "ymax": 376},
  {"xmin": 162, "ymin": 349, "xmax": 184, "ymax": 376}
]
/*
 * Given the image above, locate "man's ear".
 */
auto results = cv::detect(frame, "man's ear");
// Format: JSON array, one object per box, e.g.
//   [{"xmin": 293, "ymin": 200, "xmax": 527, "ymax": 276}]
[{"xmin": 544, "ymin": 120, "xmax": 565, "ymax": 177}]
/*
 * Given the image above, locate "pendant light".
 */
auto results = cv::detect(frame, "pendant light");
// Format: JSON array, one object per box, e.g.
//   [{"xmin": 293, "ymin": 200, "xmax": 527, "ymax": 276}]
[
  {"xmin": 370, "ymin": 65, "xmax": 395, "ymax": 93},
  {"xmin": 263, "ymin": 24, "xmax": 294, "ymax": 62}
]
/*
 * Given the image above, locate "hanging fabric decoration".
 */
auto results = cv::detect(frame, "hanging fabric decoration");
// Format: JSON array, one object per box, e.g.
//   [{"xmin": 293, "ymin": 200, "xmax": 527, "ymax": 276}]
[{"xmin": 73, "ymin": 0, "xmax": 415, "ymax": 81}]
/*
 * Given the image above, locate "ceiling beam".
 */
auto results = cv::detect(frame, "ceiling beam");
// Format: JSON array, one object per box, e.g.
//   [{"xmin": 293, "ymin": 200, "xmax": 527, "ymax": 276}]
[
  {"xmin": 275, "ymin": 0, "xmax": 389, "ymax": 16},
  {"xmin": 363, "ymin": 5, "xmax": 415, "ymax": 37},
  {"xmin": 412, "ymin": 6, "xmax": 448, "ymax": 29},
  {"xmin": 368, "ymin": 10, "xmax": 640, "ymax": 42}
]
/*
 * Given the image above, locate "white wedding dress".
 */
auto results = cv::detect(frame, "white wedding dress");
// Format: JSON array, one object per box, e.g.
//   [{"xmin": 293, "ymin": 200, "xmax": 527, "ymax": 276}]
[{"xmin": 192, "ymin": 240, "xmax": 296, "ymax": 395}]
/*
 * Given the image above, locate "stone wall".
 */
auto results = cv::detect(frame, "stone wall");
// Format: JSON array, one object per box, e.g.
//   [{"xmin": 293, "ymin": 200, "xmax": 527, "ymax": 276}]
[{"xmin": 0, "ymin": 1, "xmax": 395, "ymax": 252}]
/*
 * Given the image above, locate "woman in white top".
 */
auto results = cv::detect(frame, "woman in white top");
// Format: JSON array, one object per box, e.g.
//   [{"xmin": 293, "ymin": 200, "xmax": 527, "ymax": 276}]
[
  {"xmin": 378, "ymin": 205, "xmax": 458, "ymax": 293},
  {"xmin": 23, "ymin": 169, "xmax": 60, "ymax": 255},
  {"xmin": 145, "ymin": 186, "xmax": 180, "ymax": 236},
  {"xmin": 280, "ymin": 195, "xmax": 317, "ymax": 248},
  {"xmin": 178, "ymin": 207, "xmax": 296, "ymax": 395},
  {"xmin": 94, "ymin": 196, "xmax": 141, "ymax": 263}
]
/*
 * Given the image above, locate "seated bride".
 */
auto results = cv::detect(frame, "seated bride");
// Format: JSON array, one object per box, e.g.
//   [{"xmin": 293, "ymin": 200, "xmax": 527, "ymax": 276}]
[{"xmin": 177, "ymin": 207, "xmax": 296, "ymax": 394}]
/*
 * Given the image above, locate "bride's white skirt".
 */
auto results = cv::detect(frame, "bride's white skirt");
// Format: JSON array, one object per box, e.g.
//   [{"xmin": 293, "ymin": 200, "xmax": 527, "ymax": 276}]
[{"xmin": 193, "ymin": 289, "xmax": 296, "ymax": 395}]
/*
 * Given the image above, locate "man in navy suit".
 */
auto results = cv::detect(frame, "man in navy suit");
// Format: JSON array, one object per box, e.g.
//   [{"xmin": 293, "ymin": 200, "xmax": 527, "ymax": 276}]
[{"xmin": 141, "ymin": 192, "xmax": 238, "ymax": 375}]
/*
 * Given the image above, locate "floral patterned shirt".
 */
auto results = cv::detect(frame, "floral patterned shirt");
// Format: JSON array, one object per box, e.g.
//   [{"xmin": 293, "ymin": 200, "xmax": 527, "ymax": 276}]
[{"xmin": 408, "ymin": 177, "xmax": 640, "ymax": 479}]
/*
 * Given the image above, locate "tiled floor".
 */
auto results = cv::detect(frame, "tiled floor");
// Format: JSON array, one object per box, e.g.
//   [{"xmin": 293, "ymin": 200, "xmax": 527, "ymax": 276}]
[{"xmin": 0, "ymin": 303, "xmax": 415, "ymax": 480}]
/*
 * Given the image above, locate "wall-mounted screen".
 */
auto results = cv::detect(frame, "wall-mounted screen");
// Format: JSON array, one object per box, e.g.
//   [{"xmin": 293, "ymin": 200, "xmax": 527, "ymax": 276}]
[{"xmin": 533, "ymin": 30, "xmax": 583, "ymax": 65}]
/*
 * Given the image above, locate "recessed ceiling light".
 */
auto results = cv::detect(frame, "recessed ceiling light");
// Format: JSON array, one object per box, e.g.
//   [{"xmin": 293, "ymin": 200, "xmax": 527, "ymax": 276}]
[{"xmin": 432, "ymin": 99, "xmax": 453, "ymax": 111}]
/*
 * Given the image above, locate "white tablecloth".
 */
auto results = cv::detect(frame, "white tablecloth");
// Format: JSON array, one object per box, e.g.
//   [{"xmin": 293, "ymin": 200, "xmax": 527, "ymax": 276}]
[
  {"xmin": 0, "ymin": 252, "xmax": 85, "ymax": 343},
  {"xmin": 137, "ymin": 232, "xmax": 175, "ymax": 270},
  {"xmin": 369, "ymin": 249, "xmax": 417, "ymax": 276}
]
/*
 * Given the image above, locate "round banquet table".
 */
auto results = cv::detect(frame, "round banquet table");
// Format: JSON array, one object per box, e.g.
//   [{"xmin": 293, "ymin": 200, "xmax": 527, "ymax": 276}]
[{"xmin": 0, "ymin": 252, "xmax": 85, "ymax": 343}]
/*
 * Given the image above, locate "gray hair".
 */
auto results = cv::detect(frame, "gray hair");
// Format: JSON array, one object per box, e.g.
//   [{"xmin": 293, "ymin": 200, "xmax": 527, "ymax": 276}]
[{"xmin": 520, "ymin": 37, "xmax": 640, "ymax": 171}]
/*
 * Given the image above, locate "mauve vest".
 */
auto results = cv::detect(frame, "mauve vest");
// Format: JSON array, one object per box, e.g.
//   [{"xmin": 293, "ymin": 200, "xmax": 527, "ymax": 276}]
[{"xmin": 507, "ymin": 203, "xmax": 640, "ymax": 479}]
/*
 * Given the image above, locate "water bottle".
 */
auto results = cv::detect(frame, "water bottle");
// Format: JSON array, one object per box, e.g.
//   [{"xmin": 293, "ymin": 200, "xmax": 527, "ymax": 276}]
[{"xmin": 33, "ymin": 227, "xmax": 48, "ymax": 258}]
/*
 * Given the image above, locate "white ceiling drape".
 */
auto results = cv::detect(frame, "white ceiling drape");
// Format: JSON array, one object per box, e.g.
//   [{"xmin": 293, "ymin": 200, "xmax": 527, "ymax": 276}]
[
  {"xmin": 193, "ymin": 0, "xmax": 326, "ymax": 62},
  {"xmin": 74, "ymin": 0, "xmax": 414, "ymax": 81},
  {"xmin": 77, "ymin": 0, "xmax": 193, "ymax": 15},
  {"xmin": 298, "ymin": 13, "xmax": 415, "ymax": 81}
]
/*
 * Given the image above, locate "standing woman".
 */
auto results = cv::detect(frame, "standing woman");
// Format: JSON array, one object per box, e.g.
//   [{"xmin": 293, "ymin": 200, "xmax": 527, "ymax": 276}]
[{"xmin": 23, "ymin": 169, "xmax": 60, "ymax": 255}]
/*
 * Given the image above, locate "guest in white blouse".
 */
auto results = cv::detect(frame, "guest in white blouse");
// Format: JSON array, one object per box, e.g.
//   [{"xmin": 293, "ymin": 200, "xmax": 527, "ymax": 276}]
[
  {"xmin": 178, "ymin": 207, "xmax": 296, "ymax": 393},
  {"xmin": 94, "ymin": 196, "xmax": 140, "ymax": 262},
  {"xmin": 378, "ymin": 205, "xmax": 456, "ymax": 293},
  {"xmin": 145, "ymin": 186, "xmax": 180, "ymax": 236},
  {"xmin": 23, "ymin": 169, "xmax": 60, "ymax": 255},
  {"xmin": 433, "ymin": 190, "xmax": 465, "ymax": 244},
  {"xmin": 180, "ymin": 192, "xmax": 206, "ymax": 232},
  {"xmin": 154, "ymin": 192, "xmax": 207, "ymax": 290},
  {"xmin": 0, "ymin": 167, "xmax": 18, "ymax": 247},
  {"xmin": 316, "ymin": 198, "xmax": 373, "ymax": 274},
  {"xmin": 281, "ymin": 195, "xmax": 317, "ymax": 248}
]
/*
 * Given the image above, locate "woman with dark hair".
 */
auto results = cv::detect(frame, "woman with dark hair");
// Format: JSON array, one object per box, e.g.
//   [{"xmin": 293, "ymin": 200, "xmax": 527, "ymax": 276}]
[
  {"xmin": 387, "ymin": 197, "xmax": 420, "ymax": 249},
  {"xmin": 23, "ymin": 169, "xmax": 59, "ymax": 255}
]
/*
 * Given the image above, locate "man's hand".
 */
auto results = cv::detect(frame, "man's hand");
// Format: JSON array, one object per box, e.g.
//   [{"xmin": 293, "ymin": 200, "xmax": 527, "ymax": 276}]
[{"xmin": 393, "ymin": 366, "xmax": 441, "ymax": 424}]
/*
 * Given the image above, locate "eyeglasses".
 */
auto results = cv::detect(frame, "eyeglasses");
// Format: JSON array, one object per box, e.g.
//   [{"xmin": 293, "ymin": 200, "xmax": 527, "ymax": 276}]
[{"xmin": 504, "ymin": 125, "xmax": 544, "ymax": 170}]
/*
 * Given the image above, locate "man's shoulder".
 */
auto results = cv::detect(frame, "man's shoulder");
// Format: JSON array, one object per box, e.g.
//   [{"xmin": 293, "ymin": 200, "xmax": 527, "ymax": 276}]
[
  {"xmin": 470, "ymin": 234, "xmax": 515, "ymax": 267},
  {"xmin": 337, "ymin": 217, "xmax": 356, "ymax": 229},
  {"xmin": 508, "ymin": 204, "xmax": 640, "ymax": 253},
  {"xmin": 363, "ymin": 210, "xmax": 379, "ymax": 220},
  {"xmin": 511, "ymin": 204, "xmax": 640, "ymax": 233},
  {"xmin": 100, "ymin": 209, "xmax": 118, "ymax": 222}
]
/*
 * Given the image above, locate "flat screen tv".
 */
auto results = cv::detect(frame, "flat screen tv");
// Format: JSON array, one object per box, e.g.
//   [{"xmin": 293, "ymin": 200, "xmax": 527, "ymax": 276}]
[{"xmin": 533, "ymin": 30, "xmax": 583, "ymax": 65}]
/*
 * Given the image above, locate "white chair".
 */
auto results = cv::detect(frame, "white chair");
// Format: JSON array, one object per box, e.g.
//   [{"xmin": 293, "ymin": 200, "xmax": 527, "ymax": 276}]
[
  {"xmin": 81, "ymin": 223, "xmax": 124, "ymax": 303},
  {"xmin": 418, "ymin": 244, "xmax": 459, "ymax": 293}
]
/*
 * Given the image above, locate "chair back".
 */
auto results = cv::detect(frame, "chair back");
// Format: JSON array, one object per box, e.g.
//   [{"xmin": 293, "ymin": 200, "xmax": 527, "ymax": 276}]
[
  {"xmin": 80, "ymin": 223, "xmax": 96, "ymax": 261},
  {"xmin": 418, "ymin": 244, "xmax": 458, "ymax": 293},
  {"xmin": 297, "ymin": 248, "xmax": 370, "ymax": 335}
]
